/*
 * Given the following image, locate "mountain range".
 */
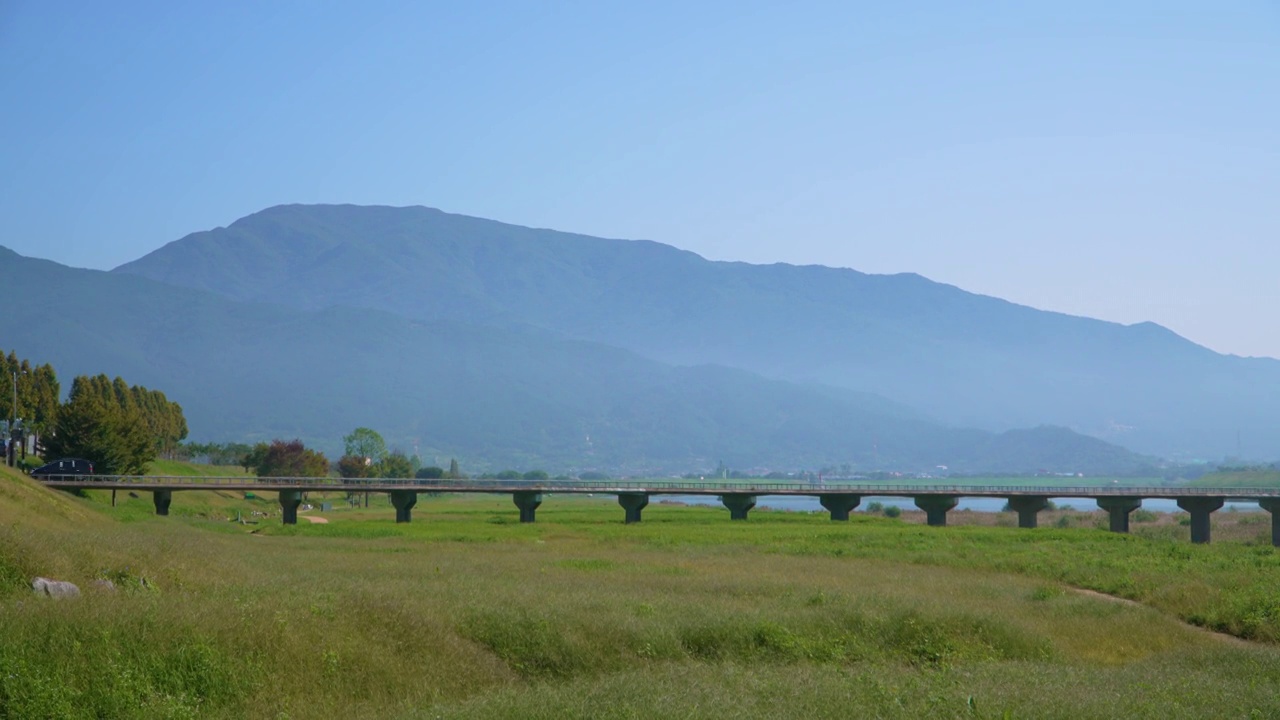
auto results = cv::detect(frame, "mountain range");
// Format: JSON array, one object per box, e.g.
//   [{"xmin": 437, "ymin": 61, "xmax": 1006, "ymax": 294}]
[
  {"xmin": 4, "ymin": 203, "xmax": 1271, "ymax": 473},
  {"xmin": 116, "ymin": 204, "xmax": 1280, "ymax": 461}
]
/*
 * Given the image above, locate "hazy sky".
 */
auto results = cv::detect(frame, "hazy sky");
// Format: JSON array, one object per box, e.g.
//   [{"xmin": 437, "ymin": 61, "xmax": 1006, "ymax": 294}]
[{"xmin": 2, "ymin": 2, "xmax": 1278, "ymax": 357}]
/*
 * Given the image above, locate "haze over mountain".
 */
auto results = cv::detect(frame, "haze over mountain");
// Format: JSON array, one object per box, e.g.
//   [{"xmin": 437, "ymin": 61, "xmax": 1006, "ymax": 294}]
[
  {"xmin": 0, "ymin": 245, "xmax": 1147, "ymax": 474},
  {"xmin": 116, "ymin": 204, "xmax": 1280, "ymax": 460}
]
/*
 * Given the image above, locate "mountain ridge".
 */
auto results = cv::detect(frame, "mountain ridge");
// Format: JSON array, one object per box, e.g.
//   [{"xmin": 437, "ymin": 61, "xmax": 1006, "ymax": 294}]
[
  {"xmin": 113, "ymin": 203, "xmax": 1280, "ymax": 459},
  {"xmin": 2, "ymin": 245, "xmax": 1151, "ymax": 474}
]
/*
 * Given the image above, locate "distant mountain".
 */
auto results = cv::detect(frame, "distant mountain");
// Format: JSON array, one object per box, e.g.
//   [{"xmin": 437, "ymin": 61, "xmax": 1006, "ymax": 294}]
[
  {"xmin": 1, "ymin": 246, "xmax": 1145, "ymax": 474},
  {"xmin": 116, "ymin": 204, "xmax": 1280, "ymax": 459}
]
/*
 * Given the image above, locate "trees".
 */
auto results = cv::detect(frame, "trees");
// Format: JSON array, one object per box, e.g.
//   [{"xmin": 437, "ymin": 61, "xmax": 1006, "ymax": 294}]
[
  {"xmin": 129, "ymin": 386, "xmax": 188, "ymax": 458},
  {"xmin": 343, "ymin": 427, "xmax": 387, "ymax": 464},
  {"xmin": 337, "ymin": 454, "xmax": 373, "ymax": 479},
  {"xmin": 184, "ymin": 441, "xmax": 253, "ymax": 466},
  {"xmin": 378, "ymin": 450, "xmax": 414, "ymax": 479},
  {"xmin": 244, "ymin": 439, "xmax": 329, "ymax": 477},
  {"xmin": 241, "ymin": 443, "xmax": 268, "ymax": 474},
  {"xmin": 415, "ymin": 466, "xmax": 445, "ymax": 479},
  {"xmin": 0, "ymin": 352, "xmax": 59, "ymax": 458},
  {"xmin": 0, "ymin": 359, "xmax": 181, "ymax": 471},
  {"xmin": 44, "ymin": 375, "xmax": 154, "ymax": 475}
]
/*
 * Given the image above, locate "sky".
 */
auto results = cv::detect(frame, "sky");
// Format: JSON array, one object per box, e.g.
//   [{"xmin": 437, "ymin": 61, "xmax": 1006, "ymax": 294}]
[{"xmin": 2, "ymin": 1, "xmax": 1278, "ymax": 357}]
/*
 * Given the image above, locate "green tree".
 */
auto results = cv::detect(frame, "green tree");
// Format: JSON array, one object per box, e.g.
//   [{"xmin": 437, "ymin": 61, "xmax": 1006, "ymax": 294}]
[
  {"xmin": 126, "ymin": 385, "xmax": 188, "ymax": 458},
  {"xmin": 522, "ymin": 470, "xmax": 549, "ymax": 480},
  {"xmin": 415, "ymin": 466, "xmax": 445, "ymax": 479},
  {"xmin": 0, "ymin": 354, "xmax": 59, "ymax": 458},
  {"xmin": 447, "ymin": 458, "xmax": 462, "ymax": 479},
  {"xmin": 44, "ymin": 376, "xmax": 154, "ymax": 475},
  {"xmin": 338, "ymin": 454, "xmax": 373, "ymax": 479},
  {"xmin": 247, "ymin": 439, "xmax": 329, "ymax": 478},
  {"xmin": 378, "ymin": 450, "xmax": 414, "ymax": 479},
  {"xmin": 343, "ymin": 427, "xmax": 387, "ymax": 463},
  {"xmin": 241, "ymin": 443, "xmax": 269, "ymax": 474}
]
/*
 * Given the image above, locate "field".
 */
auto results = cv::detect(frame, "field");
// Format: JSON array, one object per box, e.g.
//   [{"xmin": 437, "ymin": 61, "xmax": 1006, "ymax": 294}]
[
  {"xmin": 3, "ymin": 467, "xmax": 1280, "ymax": 718},
  {"xmin": 1192, "ymin": 469, "xmax": 1280, "ymax": 488}
]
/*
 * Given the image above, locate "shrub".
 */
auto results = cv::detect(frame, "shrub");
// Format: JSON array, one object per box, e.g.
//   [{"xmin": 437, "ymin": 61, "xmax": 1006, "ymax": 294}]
[
  {"xmin": 883, "ymin": 506, "xmax": 901, "ymax": 519},
  {"xmin": 1133, "ymin": 509, "xmax": 1158, "ymax": 523},
  {"xmin": 866, "ymin": 501, "xmax": 884, "ymax": 513}
]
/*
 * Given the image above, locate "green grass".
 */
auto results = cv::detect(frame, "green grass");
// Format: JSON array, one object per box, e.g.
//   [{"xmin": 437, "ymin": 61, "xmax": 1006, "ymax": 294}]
[
  {"xmin": 145, "ymin": 459, "xmax": 252, "ymax": 477},
  {"xmin": 933, "ymin": 475, "xmax": 1164, "ymax": 487},
  {"xmin": 1191, "ymin": 469, "xmax": 1280, "ymax": 488},
  {"xmin": 3, "ymin": 470, "xmax": 1280, "ymax": 718}
]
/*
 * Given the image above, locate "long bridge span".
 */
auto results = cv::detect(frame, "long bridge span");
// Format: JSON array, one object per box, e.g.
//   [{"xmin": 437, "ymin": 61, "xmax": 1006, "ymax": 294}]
[{"xmin": 33, "ymin": 475, "xmax": 1280, "ymax": 545}]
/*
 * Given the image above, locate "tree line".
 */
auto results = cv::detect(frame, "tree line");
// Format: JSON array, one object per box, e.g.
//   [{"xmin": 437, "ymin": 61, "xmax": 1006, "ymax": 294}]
[
  {"xmin": 212, "ymin": 427, "xmax": 467, "ymax": 480},
  {"xmin": 1, "ymin": 350, "xmax": 189, "ymax": 474},
  {"xmin": 0, "ymin": 351, "xmax": 59, "ymax": 457},
  {"xmin": 43, "ymin": 374, "xmax": 189, "ymax": 474}
]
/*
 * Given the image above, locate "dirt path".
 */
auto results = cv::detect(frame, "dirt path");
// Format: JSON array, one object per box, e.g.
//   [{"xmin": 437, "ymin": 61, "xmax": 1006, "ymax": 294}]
[
  {"xmin": 301, "ymin": 514, "xmax": 328, "ymax": 524},
  {"xmin": 1069, "ymin": 587, "xmax": 1253, "ymax": 647}
]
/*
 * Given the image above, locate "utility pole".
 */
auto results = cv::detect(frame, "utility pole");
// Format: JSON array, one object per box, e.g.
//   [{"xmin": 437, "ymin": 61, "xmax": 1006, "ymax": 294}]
[{"xmin": 9, "ymin": 370, "xmax": 24, "ymax": 466}]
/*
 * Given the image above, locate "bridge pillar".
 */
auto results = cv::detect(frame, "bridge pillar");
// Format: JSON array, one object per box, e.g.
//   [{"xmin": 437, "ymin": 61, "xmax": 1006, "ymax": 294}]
[
  {"xmin": 819, "ymin": 494, "xmax": 860, "ymax": 521},
  {"xmin": 1259, "ymin": 499, "xmax": 1280, "ymax": 547},
  {"xmin": 1097, "ymin": 497, "xmax": 1141, "ymax": 533},
  {"xmin": 617, "ymin": 493, "xmax": 649, "ymax": 523},
  {"xmin": 1176, "ymin": 497, "xmax": 1224, "ymax": 544},
  {"xmin": 513, "ymin": 491, "xmax": 542, "ymax": 523},
  {"xmin": 914, "ymin": 495, "xmax": 958, "ymax": 526},
  {"xmin": 391, "ymin": 490, "xmax": 418, "ymax": 523},
  {"xmin": 279, "ymin": 490, "xmax": 302, "ymax": 525},
  {"xmin": 152, "ymin": 490, "xmax": 172, "ymax": 516},
  {"xmin": 721, "ymin": 494, "xmax": 757, "ymax": 520},
  {"xmin": 1006, "ymin": 496, "xmax": 1049, "ymax": 529}
]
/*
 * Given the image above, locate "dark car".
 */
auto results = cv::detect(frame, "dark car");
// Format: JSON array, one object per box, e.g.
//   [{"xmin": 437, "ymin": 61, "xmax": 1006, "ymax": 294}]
[{"xmin": 30, "ymin": 458, "xmax": 95, "ymax": 478}]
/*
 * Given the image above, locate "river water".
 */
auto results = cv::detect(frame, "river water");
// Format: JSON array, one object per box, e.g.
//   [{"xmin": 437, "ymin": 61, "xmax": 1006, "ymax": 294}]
[{"xmin": 663, "ymin": 495, "xmax": 1262, "ymax": 514}]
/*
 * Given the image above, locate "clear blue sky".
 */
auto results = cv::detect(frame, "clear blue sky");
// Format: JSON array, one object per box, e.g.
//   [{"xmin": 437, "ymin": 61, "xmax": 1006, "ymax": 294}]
[{"xmin": 2, "ymin": 2, "xmax": 1278, "ymax": 357}]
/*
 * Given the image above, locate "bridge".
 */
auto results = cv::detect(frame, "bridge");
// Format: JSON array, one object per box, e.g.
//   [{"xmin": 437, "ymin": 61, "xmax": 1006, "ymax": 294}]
[{"xmin": 33, "ymin": 475, "xmax": 1280, "ymax": 546}]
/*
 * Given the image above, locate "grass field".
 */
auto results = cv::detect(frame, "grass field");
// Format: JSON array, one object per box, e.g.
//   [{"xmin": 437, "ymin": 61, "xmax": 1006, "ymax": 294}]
[
  {"xmin": 1191, "ymin": 469, "xmax": 1280, "ymax": 488},
  {"xmin": 3, "ymin": 467, "xmax": 1280, "ymax": 718}
]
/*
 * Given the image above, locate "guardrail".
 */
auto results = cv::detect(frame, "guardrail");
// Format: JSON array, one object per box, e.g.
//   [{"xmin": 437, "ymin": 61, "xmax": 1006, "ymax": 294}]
[{"xmin": 29, "ymin": 475, "xmax": 1280, "ymax": 498}]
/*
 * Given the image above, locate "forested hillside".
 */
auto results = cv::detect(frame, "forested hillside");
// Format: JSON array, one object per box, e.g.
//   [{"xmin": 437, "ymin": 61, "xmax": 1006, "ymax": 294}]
[
  {"xmin": 0, "ymin": 246, "xmax": 1150, "ymax": 474},
  {"xmin": 116, "ymin": 204, "xmax": 1280, "ymax": 459}
]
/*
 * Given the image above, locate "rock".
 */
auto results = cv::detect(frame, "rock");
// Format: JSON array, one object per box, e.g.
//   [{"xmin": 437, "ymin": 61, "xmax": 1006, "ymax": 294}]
[
  {"xmin": 90, "ymin": 579, "xmax": 117, "ymax": 592},
  {"xmin": 31, "ymin": 577, "xmax": 80, "ymax": 598}
]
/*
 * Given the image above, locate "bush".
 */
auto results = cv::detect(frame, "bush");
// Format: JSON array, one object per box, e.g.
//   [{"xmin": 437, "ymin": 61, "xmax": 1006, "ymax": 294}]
[
  {"xmin": 415, "ymin": 466, "xmax": 445, "ymax": 479},
  {"xmin": 866, "ymin": 501, "xmax": 884, "ymax": 513},
  {"xmin": 883, "ymin": 506, "xmax": 901, "ymax": 519},
  {"xmin": 1133, "ymin": 509, "xmax": 1158, "ymax": 523}
]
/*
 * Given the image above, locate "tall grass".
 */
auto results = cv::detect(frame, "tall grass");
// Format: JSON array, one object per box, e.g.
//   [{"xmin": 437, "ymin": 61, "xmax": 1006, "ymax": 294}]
[{"xmin": 2, "ymin": 472, "xmax": 1280, "ymax": 718}]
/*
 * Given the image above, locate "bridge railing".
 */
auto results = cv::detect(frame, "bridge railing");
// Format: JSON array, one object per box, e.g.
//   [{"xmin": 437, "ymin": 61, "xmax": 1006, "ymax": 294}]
[{"xmin": 29, "ymin": 474, "xmax": 1280, "ymax": 498}]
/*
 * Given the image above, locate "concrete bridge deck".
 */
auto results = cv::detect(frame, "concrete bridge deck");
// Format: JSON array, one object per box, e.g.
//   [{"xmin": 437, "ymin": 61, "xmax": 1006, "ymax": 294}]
[{"xmin": 33, "ymin": 475, "xmax": 1280, "ymax": 545}]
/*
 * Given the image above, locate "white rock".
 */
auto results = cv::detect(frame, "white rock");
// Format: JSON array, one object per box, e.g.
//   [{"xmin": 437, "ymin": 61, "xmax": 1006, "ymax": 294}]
[{"xmin": 31, "ymin": 577, "xmax": 81, "ymax": 598}]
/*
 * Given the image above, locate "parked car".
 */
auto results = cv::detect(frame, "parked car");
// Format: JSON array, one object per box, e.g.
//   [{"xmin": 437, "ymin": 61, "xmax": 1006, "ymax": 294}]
[{"xmin": 30, "ymin": 458, "xmax": 95, "ymax": 478}]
